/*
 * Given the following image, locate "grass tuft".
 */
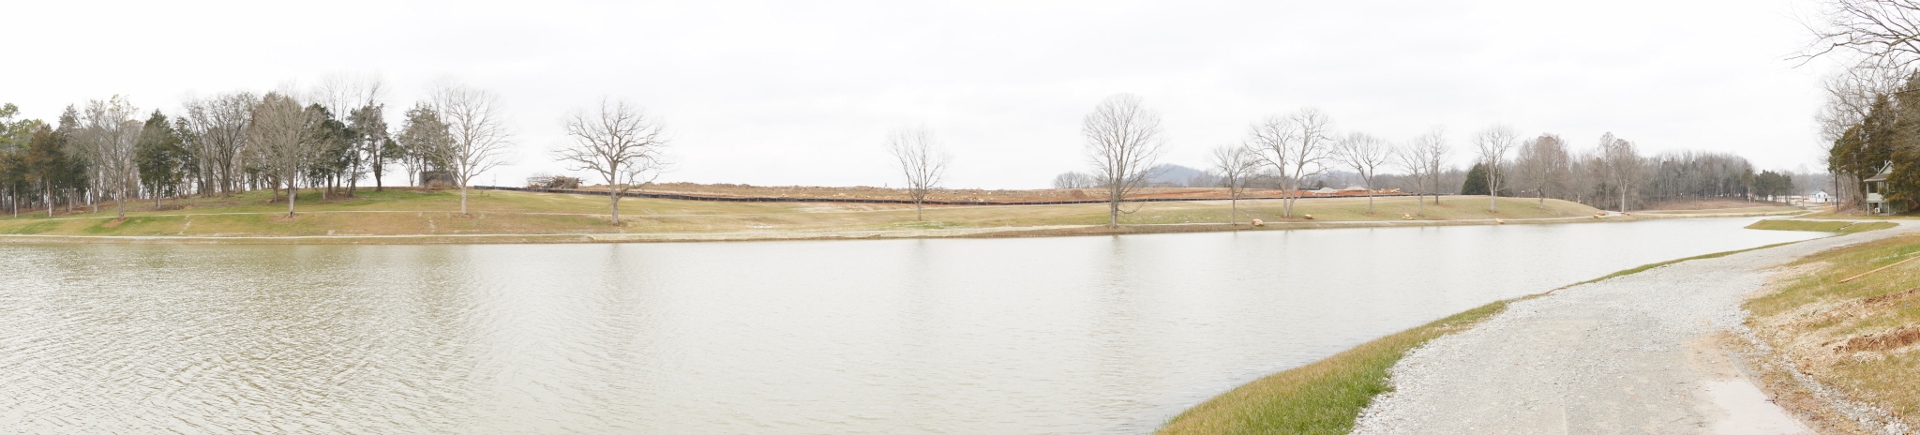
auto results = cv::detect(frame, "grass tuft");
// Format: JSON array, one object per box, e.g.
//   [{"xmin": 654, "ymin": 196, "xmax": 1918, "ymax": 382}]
[{"xmin": 1746, "ymin": 219, "xmax": 1898, "ymax": 233}]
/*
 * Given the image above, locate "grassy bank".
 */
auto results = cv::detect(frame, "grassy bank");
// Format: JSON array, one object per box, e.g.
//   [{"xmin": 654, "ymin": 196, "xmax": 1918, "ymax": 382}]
[
  {"xmin": 1789, "ymin": 210, "xmax": 1920, "ymax": 220},
  {"xmin": 1157, "ymin": 300, "xmax": 1513, "ymax": 435},
  {"xmin": 1746, "ymin": 231, "xmax": 1920, "ymax": 430},
  {"xmin": 1746, "ymin": 219, "xmax": 1899, "ymax": 233},
  {"xmin": 0, "ymin": 189, "xmax": 1607, "ymax": 243},
  {"xmin": 1158, "ymin": 241, "xmax": 1816, "ymax": 435}
]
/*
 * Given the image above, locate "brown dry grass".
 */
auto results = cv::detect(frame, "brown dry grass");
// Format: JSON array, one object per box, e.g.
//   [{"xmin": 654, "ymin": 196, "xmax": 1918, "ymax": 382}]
[
  {"xmin": 1641, "ymin": 198, "xmax": 1796, "ymax": 211},
  {"xmin": 0, "ymin": 188, "xmax": 1606, "ymax": 243},
  {"xmin": 1746, "ymin": 232, "xmax": 1920, "ymax": 428}
]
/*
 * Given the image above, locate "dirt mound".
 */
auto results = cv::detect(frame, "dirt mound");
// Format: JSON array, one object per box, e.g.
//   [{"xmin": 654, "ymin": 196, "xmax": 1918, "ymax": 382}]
[
  {"xmin": 573, "ymin": 183, "xmax": 1407, "ymax": 204},
  {"xmin": 1837, "ymin": 326, "xmax": 1920, "ymax": 353}
]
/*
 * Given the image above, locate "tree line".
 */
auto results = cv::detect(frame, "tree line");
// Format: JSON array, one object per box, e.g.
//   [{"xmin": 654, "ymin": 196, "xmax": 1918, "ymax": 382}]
[
  {"xmin": 2, "ymin": 84, "xmax": 1804, "ymax": 229},
  {"xmin": 1047, "ymin": 95, "xmax": 1797, "ymax": 226},
  {"xmin": 0, "ymin": 76, "xmax": 550, "ymax": 219}
]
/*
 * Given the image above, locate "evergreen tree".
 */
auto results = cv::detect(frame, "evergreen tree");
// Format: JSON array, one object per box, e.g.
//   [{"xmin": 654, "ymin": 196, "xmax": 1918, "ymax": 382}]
[
  {"xmin": 134, "ymin": 111, "xmax": 189, "ymax": 208},
  {"xmin": 1461, "ymin": 162, "xmax": 1490, "ymax": 195}
]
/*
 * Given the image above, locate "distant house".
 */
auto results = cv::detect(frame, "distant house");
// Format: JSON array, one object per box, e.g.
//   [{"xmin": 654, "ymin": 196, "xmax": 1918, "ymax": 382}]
[
  {"xmin": 1808, "ymin": 191, "xmax": 1832, "ymax": 204},
  {"xmin": 1865, "ymin": 162, "xmax": 1907, "ymax": 215},
  {"xmin": 1311, "ymin": 187, "xmax": 1340, "ymax": 195}
]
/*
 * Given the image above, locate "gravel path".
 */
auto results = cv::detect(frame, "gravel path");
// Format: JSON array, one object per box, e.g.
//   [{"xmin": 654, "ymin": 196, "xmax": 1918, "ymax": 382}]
[{"xmin": 1351, "ymin": 222, "xmax": 1917, "ymax": 435}]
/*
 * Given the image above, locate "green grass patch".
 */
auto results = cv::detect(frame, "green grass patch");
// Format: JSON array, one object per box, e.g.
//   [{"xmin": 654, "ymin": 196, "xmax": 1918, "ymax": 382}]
[
  {"xmin": 1566, "ymin": 241, "xmax": 1802, "ymax": 287},
  {"xmin": 1157, "ymin": 299, "xmax": 1515, "ymax": 435},
  {"xmin": 1746, "ymin": 219, "xmax": 1897, "ymax": 233},
  {"xmin": 12, "ymin": 220, "xmax": 59, "ymax": 235}
]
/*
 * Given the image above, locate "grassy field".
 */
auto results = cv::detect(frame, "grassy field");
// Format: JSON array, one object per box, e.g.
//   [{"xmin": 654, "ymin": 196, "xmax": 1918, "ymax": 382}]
[
  {"xmin": 1746, "ymin": 219, "xmax": 1900, "ymax": 233},
  {"xmin": 1746, "ymin": 232, "xmax": 1920, "ymax": 430},
  {"xmin": 0, "ymin": 189, "xmax": 1605, "ymax": 241}
]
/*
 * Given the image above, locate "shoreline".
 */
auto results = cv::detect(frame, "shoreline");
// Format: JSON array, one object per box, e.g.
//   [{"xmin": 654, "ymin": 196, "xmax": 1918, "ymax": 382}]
[
  {"xmin": 0, "ymin": 209, "xmax": 1803, "ymax": 245},
  {"xmin": 1161, "ymin": 220, "xmax": 1908, "ymax": 434}
]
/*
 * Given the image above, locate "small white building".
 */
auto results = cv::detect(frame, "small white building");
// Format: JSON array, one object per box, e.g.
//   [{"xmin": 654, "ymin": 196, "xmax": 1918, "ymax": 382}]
[{"xmin": 1807, "ymin": 190, "xmax": 1832, "ymax": 204}]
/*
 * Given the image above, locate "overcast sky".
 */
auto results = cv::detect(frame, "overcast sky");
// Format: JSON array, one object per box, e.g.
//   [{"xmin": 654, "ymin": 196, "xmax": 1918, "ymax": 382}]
[{"xmin": 11, "ymin": 0, "xmax": 1844, "ymax": 189}]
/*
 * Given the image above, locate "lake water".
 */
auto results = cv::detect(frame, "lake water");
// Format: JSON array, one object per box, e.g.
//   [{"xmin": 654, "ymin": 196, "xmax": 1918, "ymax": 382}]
[{"xmin": 0, "ymin": 217, "xmax": 1821, "ymax": 434}]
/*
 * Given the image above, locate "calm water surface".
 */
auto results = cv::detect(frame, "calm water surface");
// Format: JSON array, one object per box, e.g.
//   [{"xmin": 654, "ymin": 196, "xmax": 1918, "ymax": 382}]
[{"xmin": 0, "ymin": 217, "xmax": 1820, "ymax": 434}]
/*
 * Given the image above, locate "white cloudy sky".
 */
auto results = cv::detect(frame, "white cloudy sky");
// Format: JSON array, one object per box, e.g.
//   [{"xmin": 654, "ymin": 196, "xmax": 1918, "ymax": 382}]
[{"xmin": 11, "ymin": 0, "xmax": 1844, "ymax": 189}]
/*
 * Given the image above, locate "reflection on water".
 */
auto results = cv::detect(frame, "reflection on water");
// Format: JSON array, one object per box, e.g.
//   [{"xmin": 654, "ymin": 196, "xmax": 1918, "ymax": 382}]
[{"xmin": 0, "ymin": 218, "xmax": 1820, "ymax": 433}]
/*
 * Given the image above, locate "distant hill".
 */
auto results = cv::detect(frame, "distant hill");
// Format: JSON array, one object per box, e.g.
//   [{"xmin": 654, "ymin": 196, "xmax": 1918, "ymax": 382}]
[{"xmin": 1147, "ymin": 164, "xmax": 1216, "ymax": 187}]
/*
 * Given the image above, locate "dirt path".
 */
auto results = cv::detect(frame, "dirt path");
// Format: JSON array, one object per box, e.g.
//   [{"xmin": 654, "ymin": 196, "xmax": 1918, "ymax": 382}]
[{"xmin": 1351, "ymin": 222, "xmax": 1916, "ymax": 435}]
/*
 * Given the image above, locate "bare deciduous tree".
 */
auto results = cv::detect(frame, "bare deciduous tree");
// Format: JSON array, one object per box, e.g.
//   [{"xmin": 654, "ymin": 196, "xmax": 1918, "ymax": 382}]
[
  {"xmin": 312, "ymin": 72, "xmax": 386, "ymax": 121},
  {"xmin": 1332, "ymin": 131, "xmax": 1392, "ymax": 214},
  {"xmin": 1472, "ymin": 125, "xmax": 1519, "ymax": 212},
  {"xmin": 1598, "ymin": 132, "xmax": 1645, "ymax": 212},
  {"xmin": 1803, "ymin": 0, "xmax": 1920, "ymax": 70},
  {"xmin": 885, "ymin": 126, "xmax": 950, "ymax": 221},
  {"xmin": 1514, "ymin": 133, "xmax": 1571, "ymax": 209},
  {"xmin": 556, "ymin": 98, "xmax": 668, "ymax": 225},
  {"xmin": 181, "ymin": 92, "xmax": 256, "ymax": 196},
  {"xmin": 429, "ymin": 83, "xmax": 513, "ymax": 215},
  {"xmin": 1082, "ymin": 94, "xmax": 1166, "ymax": 228},
  {"xmin": 248, "ymin": 92, "xmax": 316, "ymax": 218},
  {"xmin": 1397, "ymin": 127, "xmax": 1451, "ymax": 213},
  {"xmin": 1246, "ymin": 108, "xmax": 1334, "ymax": 218},
  {"xmin": 1052, "ymin": 171, "xmax": 1096, "ymax": 189},
  {"xmin": 1210, "ymin": 144, "xmax": 1259, "ymax": 224},
  {"xmin": 78, "ymin": 96, "xmax": 143, "ymax": 219}
]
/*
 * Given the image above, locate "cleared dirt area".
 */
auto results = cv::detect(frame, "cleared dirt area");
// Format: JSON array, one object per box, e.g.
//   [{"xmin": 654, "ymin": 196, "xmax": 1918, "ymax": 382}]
[{"xmin": 578, "ymin": 182, "xmax": 1409, "ymax": 204}]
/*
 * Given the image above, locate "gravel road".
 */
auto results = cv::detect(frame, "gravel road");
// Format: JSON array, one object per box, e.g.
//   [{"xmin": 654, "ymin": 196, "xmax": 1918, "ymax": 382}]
[{"xmin": 1351, "ymin": 222, "xmax": 1917, "ymax": 435}]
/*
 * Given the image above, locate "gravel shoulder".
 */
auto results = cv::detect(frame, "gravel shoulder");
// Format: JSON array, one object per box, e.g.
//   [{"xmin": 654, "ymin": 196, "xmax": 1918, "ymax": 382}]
[{"xmin": 1351, "ymin": 222, "xmax": 1917, "ymax": 435}]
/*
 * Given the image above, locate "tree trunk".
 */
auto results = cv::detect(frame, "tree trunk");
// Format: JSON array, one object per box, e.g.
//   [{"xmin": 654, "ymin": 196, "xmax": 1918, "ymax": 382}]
[
  {"xmin": 609, "ymin": 190, "xmax": 621, "ymax": 225},
  {"xmin": 287, "ymin": 184, "xmax": 297, "ymax": 218},
  {"xmin": 374, "ymin": 169, "xmax": 383, "ymax": 192},
  {"xmin": 1365, "ymin": 178, "xmax": 1375, "ymax": 214},
  {"xmin": 460, "ymin": 184, "xmax": 469, "ymax": 215},
  {"xmin": 1488, "ymin": 178, "xmax": 1498, "ymax": 213},
  {"xmin": 915, "ymin": 198, "xmax": 923, "ymax": 221}
]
